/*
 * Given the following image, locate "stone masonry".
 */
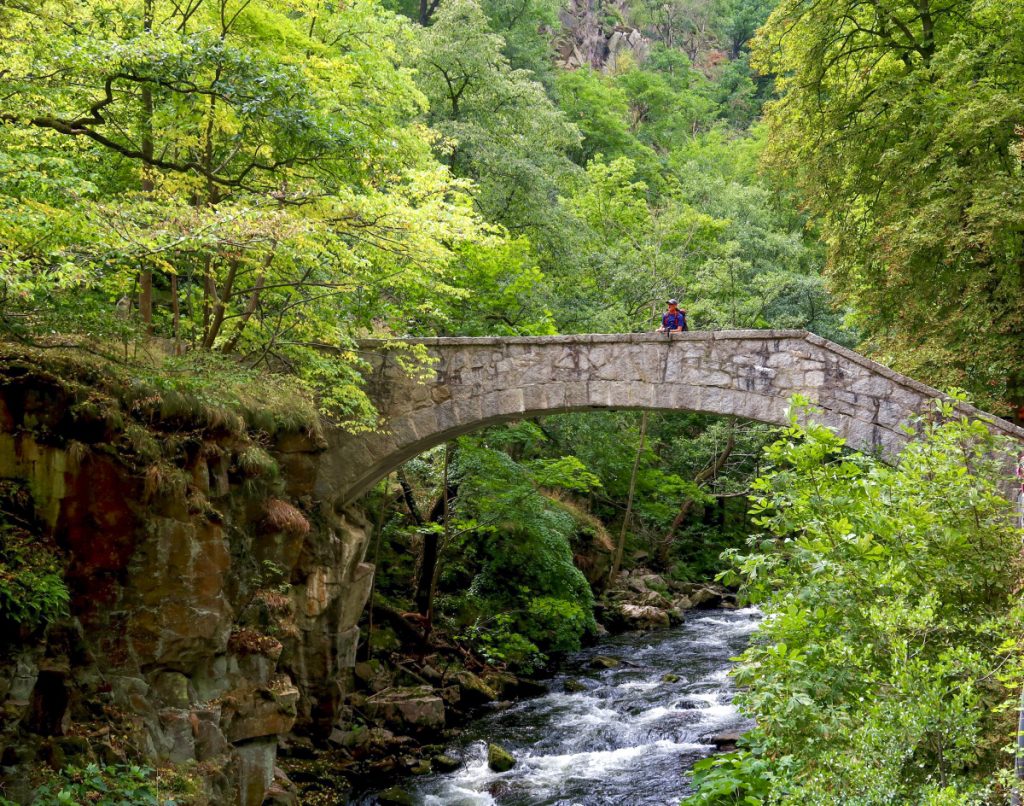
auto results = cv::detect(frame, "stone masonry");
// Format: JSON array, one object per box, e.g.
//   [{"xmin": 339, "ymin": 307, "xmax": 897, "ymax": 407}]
[{"xmin": 321, "ymin": 330, "xmax": 1024, "ymax": 504}]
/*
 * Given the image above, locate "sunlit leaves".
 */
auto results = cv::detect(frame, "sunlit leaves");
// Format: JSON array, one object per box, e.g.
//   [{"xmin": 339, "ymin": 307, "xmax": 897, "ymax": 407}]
[{"xmin": 714, "ymin": 402, "xmax": 1024, "ymax": 803}]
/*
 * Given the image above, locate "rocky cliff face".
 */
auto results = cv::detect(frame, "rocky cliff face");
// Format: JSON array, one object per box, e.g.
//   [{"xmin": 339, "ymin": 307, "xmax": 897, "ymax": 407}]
[
  {"xmin": 0, "ymin": 352, "xmax": 374, "ymax": 804},
  {"xmin": 556, "ymin": 0, "xmax": 650, "ymax": 71}
]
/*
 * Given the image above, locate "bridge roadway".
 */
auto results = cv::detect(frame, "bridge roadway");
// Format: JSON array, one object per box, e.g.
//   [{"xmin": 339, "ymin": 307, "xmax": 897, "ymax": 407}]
[{"xmin": 309, "ymin": 330, "xmax": 1024, "ymax": 505}]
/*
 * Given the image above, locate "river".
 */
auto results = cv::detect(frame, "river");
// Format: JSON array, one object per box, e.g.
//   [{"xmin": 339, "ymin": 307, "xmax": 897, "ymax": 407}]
[{"xmin": 362, "ymin": 607, "xmax": 760, "ymax": 805}]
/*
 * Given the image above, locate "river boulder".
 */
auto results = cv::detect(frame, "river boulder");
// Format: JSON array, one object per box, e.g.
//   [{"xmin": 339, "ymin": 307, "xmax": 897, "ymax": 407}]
[
  {"xmin": 377, "ymin": 786, "xmax": 415, "ymax": 806},
  {"xmin": 589, "ymin": 655, "xmax": 621, "ymax": 669},
  {"xmin": 455, "ymin": 670, "xmax": 498, "ymax": 705},
  {"xmin": 487, "ymin": 743, "xmax": 516, "ymax": 772},
  {"xmin": 362, "ymin": 686, "xmax": 446, "ymax": 734},
  {"xmin": 612, "ymin": 603, "xmax": 671, "ymax": 631},
  {"xmin": 688, "ymin": 587, "xmax": 724, "ymax": 609},
  {"xmin": 433, "ymin": 753, "xmax": 461, "ymax": 772}
]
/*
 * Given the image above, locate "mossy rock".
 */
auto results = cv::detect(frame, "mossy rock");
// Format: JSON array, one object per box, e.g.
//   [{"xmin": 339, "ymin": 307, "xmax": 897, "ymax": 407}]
[
  {"xmin": 564, "ymin": 679, "xmax": 587, "ymax": 693},
  {"xmin": 433, "ymin": 754, "xmax": 461, "ymax": 772},
  {"xmin": 409, "ymin": 758, "xmax": 432, "ymax": 775},
  {"xmin": 661, "ymin": 673, "xmax": 680, "ymax": 683},
  {"xmin": 487, "ymin": 743, "xmax": 516, "ymax": 773},
  {"xmin": 589, "ymin": 655, "xmax": 621, "ymax": 670},
  {"xmin": 377, "ymin": 786, "xmax": 415, "ymax": 805},
  {"xmin": 455, "ymin": 670, "xmax": 498, "ymax": 704}
]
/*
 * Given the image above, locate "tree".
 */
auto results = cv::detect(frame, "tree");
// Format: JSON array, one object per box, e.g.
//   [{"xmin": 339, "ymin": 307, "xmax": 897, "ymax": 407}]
[
  {"xmin": 753, "ymin": 0, "xmax": 1024, "ymax": 416},
  {"xmin": 414, "ymin": 0, "xmax": 580, "ymax": 249},
  {"xmin": 562, "ymin": 155, "xmax": 726, "ymax": 331},
  {"xmin": 698, "ymin": 398, "xmax": 1024, "ymax": 804},
  {"xmin": 0, "ymin": 0, "xmax": 493, "ymax": 423}
]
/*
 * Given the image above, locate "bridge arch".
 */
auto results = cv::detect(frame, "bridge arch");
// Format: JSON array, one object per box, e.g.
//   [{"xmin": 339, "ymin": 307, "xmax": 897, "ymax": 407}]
[{"xmin": 315, "ymin": 330, "xmax": 1024, "ymax": 505}]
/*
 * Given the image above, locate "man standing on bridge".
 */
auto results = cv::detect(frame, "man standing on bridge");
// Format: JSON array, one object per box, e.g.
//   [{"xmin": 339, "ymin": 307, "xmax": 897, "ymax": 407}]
[{"xmin": 657, "ymin": 299, "xmax": 688, "ymax": 333}]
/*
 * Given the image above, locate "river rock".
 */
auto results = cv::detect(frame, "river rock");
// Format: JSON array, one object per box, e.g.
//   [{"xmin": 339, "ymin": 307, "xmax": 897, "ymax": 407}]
[
  {"xmin": 616, "ymin": 604, "xmax": 670, "ymax": 630},
  {"xmin": 363, "ymin": 686, "xmax": 446, "ymax": 734},
  {"xmin": 661, "ymin": 673, "xmax": 680, "ymax": 683},
  {"xmin": 564, "ymin": 679, "xmax": 587, "ymax": 693},
  {"xmin": 487, "ymin": 742, "xmax": 516, "ymax": 772},
  {"xmin": 377, "ymin": 786, "xmax": 415, "ymax": 806},
  {"xmin": 483, "ymin": 670, "xmax": 547, "ymax": 699},
  {"xmin": 688, "ymin": 587, "xmax": 724, "ymax": 609},
  {"xmin": 455, "ymin": 670, "xmax": 498, "ymax": 705},
  {"xmin": 706, "ymin": 730, "xmax": 744, "ymax": 751},
  {"xmin": 433, "ymin": 754, "xmax": 461, "ymax": 772},
  {"xmin": 589, "ymin": 655, "xmax": 621, "ymax": 669}
]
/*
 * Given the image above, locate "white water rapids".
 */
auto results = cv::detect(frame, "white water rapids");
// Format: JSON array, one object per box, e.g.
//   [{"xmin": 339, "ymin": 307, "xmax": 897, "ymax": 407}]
[{"xmin": 364, "ymin": 607, "xmax": 760, "ymax": 805}]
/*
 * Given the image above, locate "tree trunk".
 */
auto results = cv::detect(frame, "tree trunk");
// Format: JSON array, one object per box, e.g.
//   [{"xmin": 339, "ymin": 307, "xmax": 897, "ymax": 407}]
[
  {"xmin": 1013, "ymin": 681, "xmax": 1024, "ymax": 806},
  {"xmin": 138, "ymin": 0, "xmax": 155, "ymax": 332},
  {"xmin": 414, "ymin": 444, "xmax": 451, "ymax": 635},
  {"xmin": 398, "ymin": 469, "xmax": 425, "ymax": 526},
  {"xmin": 610, "ymin": 411, "xmax": 648, "ymax": 583},
  {"xmin": 362, "ymin": 474, "xmax": 392, "ymax": 659},
  {"xmin": 170, "ymin": 274, "xmax": 181, "ymax": 353},
  {"xmin": 202, "ymin": 258, "xmax": 239, "ymax": 350},
  {"xmin": 656, "ymin": 429, "xmax": 735, "ymax": 567}
]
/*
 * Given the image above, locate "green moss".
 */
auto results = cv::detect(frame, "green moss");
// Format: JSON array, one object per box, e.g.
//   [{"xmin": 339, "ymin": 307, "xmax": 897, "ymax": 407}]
[{"xmin": 0, "ymin": 343, "xmax": 321, "ymax": 443}]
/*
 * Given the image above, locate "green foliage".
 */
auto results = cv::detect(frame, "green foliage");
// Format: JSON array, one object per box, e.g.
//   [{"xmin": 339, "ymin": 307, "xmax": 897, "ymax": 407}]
[
  {"xmin": 415, "ymin": 0, "xmax": 579, "ymax": 247},
  {"xmin": 33, "ymin": 764, "xmax": 170, "ymax": 806},
  {"xmin": 684, "ymin": 734, "xmax": 775, "ymax": 805},
  {"xmin": 526, "ymin": 456, "xmax": 604, "ymax": 494},
  {"xmin": 0, "ymin": 0, "xmax": 494, "ymax": 423},
  {"xmin": 522, "ymin": 596, "xmax": 592, "ymax": 655},
  {"xmin": 441, "ymin": 439, "xmax": 598, "ymax": 664},
  {"xmin": 694, "ymin": 398, "xmax": 1024, "ymax": 804},
  {"xmin": 0, "ymin": 480, "xmax": 69, "ymax": 632},
  {"xmin": 754, "ymin": 0, "xmax": 1024, "ymax": 411},
  {"xmin": 458, "ymin": 613, "xmax": 545, "ymax": 673},
  {"xmin": 0, "ymin": 526, "xmax": 69, "ymax": 631}
]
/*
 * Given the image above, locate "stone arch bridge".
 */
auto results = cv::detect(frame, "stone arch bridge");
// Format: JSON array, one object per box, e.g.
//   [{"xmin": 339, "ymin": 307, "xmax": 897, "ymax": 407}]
[{"xmin": 316, "ymin": 330, "xmax": 1024, "ymax": 505}]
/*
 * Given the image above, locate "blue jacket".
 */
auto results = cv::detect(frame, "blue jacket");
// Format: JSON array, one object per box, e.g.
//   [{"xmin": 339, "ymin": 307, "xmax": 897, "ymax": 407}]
[{"xmin": 662, "ymin": 310, "xmax": 687, "ymax": 331}]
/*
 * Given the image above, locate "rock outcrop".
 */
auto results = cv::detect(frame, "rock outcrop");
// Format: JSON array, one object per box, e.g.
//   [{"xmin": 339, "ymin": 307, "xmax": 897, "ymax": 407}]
[
  {"xmin": 0, "ymin": 354, "xmax": 376, "ymax": 804},
  {"xmin": 601, "ymin": 569, "xmax": 736, "ymax": 633},
  {"xmin": 555, "ymin": 0, "xmax": 650, "ymax": 72}
]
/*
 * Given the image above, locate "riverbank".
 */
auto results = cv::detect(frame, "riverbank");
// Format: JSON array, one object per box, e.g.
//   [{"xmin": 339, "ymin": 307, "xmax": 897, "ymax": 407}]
[
  {"xmin": 357, "ymin": 607, "xmax": 759, "ymax": 805},
  {"xmin": 282, "ymin": 576, "xmax": 742, "ymax": 804}
]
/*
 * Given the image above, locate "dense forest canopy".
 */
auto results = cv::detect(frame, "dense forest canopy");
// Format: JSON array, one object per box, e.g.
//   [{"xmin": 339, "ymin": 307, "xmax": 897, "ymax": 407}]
[
  {"xmin": 2, "ymin": 0, "xmax": 1024, "ymax": 803},
  {"xmin": 0, "ymin": 0, "xmax": 849, "ymax": 415}
]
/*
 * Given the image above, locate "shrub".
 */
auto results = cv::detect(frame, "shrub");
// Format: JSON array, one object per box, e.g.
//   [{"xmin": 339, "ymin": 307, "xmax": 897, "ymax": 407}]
[
  {"xmin": 459, "ymin": 613, "xmax": 545, "ymax": 674},
  {"xmin": 521, "ymin": 596, "xmax": 591, "ymax": 655},
  {"xmin": 32, "ymin": 764, "xmax": 172, "ymax": 806},
  {"xmin": 0, "ymin": 525, "xmax": 68, "ymax": 632},
  {"xmin": 690, "ymin": 398, "xmax": 1024, "ymax": 804}
]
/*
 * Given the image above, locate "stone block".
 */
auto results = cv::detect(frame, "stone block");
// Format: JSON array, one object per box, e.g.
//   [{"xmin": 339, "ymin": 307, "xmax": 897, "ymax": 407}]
[
  {"xmin": 336, "ymin": 626, "xmax": 360, "ymax": 670},
  {"xmin": 158, "ymin": 708, "xmax": 196, "ymax": 764},
  {"xmin": 363, "ymin": 686, "xmax": 446, "ymax": 733},
  {"xmin": 338, "ymin": 563, "xmax": 374, "ymax": 632}
]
